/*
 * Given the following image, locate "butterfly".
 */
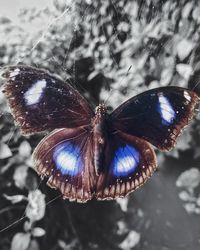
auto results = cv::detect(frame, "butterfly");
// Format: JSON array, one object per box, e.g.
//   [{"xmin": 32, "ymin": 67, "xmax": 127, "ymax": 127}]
[{"xmin": 1, "ymin": 65, "xmax": 199, "ymax": 203}]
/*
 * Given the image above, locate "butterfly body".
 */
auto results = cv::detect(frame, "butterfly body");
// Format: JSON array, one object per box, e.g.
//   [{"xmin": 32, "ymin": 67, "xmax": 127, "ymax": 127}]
[{"xmin": 2, "ymin": 65, "xmax": 199, "ymax": 202}]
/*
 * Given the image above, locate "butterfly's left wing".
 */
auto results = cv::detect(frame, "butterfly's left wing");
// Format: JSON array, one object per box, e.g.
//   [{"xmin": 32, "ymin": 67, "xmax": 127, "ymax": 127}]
[
  {"xmin": 95, "ymin": 131, "xmax": 157, "ymax": 199},
  {"xmin": 33, "ymin": 127, "xmax": 96, "ymax": 202},
  {"xmin": 2, "ymin": 65, "xmax": 94, "ymax": 134},
  {"xmin": 109, "ymin": 87, "xmax": 199, "ymax": 151}
]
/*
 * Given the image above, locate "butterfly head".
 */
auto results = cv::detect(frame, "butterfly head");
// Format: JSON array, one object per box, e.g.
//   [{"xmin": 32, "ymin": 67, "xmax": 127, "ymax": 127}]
[{"xmin": 95, "ymin": 103, "xmax": 107, "ymax": 118}]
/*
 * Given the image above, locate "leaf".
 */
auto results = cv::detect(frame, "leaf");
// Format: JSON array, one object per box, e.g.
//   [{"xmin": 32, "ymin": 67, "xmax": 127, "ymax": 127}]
[
  {"xmin": 0, "ymin": 142, "xmax": 12, "ymax": 159},
  {"xmin": 11, "ymin": 232, "xmax": 31, "ymax": 250},
  {"xmin": 58, "ymin": 240, "xmax": 68, "ymax": 249},
  {"xmin": 176, "ymin": 168, "xmax": 200, "ymax": 190},
  {"xmin": 28, "ymin": 240, "xmax": 39, "ymax": 250},
  {"xmin": 19, "ymin": 141, "xmax": 32, "ymax": 158},
  {"xmin": 2, "ymin": 131, "xmax": 16, "ymax": 143},
  {"xmin": 87, "ymin": 70, "xmax": 99, "ymax": 81},
  {"xmin": 26, "ymin": 190, "xmax": 46, "ymax": 222},
  {"xmin": 184, "ymin": 203, "xmax": 196, "ymax": 214},
  {"xmin": 176, "ymin": 39, "xmax": 195, "ymax": 61},
  {"xmin": 116, "ymin": 220, "xmax": 129, "ymax": 235},
  {"xmin": 13, "ymin": 165, "xmax": 28, "ymax": 189},
  {"xmin": 160, "ymin": 67, "xmax": 174, "ymax": 85},
  {"xmin": 119, "ymin": 230, "xmax": 141, "ymax": 250},
  {"xmin": 182, "ymin": 2, "xmax": 194, "ymax": 19},
  {"xmin": 58, "ymin": 239, "xmax": 79, "ymax": 250},
  {"xmin": 24, "ymin": 220, "xmax": 32, "ymax": 232},
  {"xmin": 179, "ymin": 191, "xmax": 196, "ymax": 202},
  {"xmin": 116, "ymin": 197, "xmax": 129, "ymax": 212},
  {"xmin": 176, "ymin": 64, "xmax": 193, "ymax": 80},
  {"xmin": 32, "ymin": 227, "xmax": 46, "ymax": 237},
  {"xmin": 192, "ymin": 7, "xmax": 200, "ymax": 21},
  {"xmin": 4, "ymin": 194, "xmax": 27, "ymax": 204}
]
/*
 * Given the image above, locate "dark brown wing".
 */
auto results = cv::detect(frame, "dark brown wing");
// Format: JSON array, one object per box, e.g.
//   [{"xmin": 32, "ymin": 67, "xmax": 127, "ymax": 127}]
[
  {"xmin": 2, "ymin": 65, "xmax": 94, "ymax": 134},
  {"xmin": 95, "ymin": 131, "xmax": 157, "ymax": 200},
  {"xmin": 33, "ymin": 127, "xmax": 96, "ymax": 203},
  {"xmin": 109, "ymin": 87, "xmax": 199, "ymax": 151}
]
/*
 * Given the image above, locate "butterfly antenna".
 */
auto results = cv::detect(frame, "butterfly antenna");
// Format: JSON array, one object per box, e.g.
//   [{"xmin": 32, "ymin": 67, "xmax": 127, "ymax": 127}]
[
  {"xmin": 0, "ymin": 216, "xmax": 26, "ymax": 233},
  {"xmin": 0, "ymin": 178, "xmax": 44, "ymax": 234},
  {"xmin": 191, "ymin": 81, "xmax": 200, "ymax": 91},
  {"xmin": 104, "ymin": 65, "xmax": 132, "ymax": 106},
  {"xmin": 0, "ymin": 192, "xmax": 62, "ymax": 234}
]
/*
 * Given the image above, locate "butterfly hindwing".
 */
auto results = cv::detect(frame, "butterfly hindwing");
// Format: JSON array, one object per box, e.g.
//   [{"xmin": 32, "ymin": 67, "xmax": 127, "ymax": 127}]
[
  {"xmin": 110, "ymin": 87, "xmax": 199, "ymax": 151},
  {"xmin": 95, "ymin": 131, "xmax": 157, "ymax": 200},
  {"xmin": 2, "ymin": 65, "xmax": 94, "ymax": 134},
  {"xmin": 33, "ymin": 127, "xmax": 96, "ymax": 202}
]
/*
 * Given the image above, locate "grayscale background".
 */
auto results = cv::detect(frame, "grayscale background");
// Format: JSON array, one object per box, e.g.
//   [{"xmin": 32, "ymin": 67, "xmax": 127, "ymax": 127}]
[{"xmin": 0, "ymin": 1, "xmax": 200, "ymax": 250}]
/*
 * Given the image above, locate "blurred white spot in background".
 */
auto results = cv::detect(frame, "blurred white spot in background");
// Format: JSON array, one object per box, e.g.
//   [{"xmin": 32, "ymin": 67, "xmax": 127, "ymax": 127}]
[
  {"xmin": 119, "ymin": 230, "xmax": 141, "ymax": 250},
  {"xmin": 176, "ymin": 168, "xmax": 200, "ymax": 215},
  {"xmin": 116, "ymin": 197, "xmax": 129, "ymax": 212}
]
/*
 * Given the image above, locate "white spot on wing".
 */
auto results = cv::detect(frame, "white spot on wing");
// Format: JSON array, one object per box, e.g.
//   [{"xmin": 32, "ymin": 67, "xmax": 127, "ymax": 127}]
[
  {"xmin": 10, "ymin": 68, "xmax": 20, "ymax": 78},
  {"xmin": 113, "ymin": 145, "xmax": 139, "ymax": 177},
  {"xmin": 24, "ymin": 79, "xmax": 46, "ymax": 105},
  {"xmin": 53, "ymin": 143, "xmax": 81, "ymax": 176},
  {"xmin": 116, "ymin": 156, "xmax": 136, "ymax": 174},
  {"xmin": 56, "ymin": 151, "xmax": 77, "ymax": 173},
  {"xmin": 158, "ymin": 95, "xmax": 175, "ymax": 124},
  {"xmin": 184, "ymin": 91, "xmax": 191, "ymax": 102}
]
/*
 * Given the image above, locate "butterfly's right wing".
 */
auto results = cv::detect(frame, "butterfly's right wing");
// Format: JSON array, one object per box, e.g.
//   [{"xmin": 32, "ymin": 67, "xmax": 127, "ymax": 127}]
[
  {"xmin": 33, "ymin": 127, "xmax": 96, "ymax": 202},
  {"xmin": 2, "ymin": 65, "xmax": 94, "ymax": 134},
  {"xmin": 109, "ymin": 87, "xmax": 199, "ymax": 151}
]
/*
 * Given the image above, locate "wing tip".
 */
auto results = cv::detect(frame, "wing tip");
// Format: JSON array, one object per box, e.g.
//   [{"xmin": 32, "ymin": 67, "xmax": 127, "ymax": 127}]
[{"xmin": 160, "ymin": 91, "xmax": 200, "ymax": 151}]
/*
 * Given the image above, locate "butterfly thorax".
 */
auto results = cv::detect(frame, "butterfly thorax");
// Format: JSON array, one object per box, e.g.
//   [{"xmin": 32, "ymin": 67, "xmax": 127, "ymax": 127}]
[
  {"xmin": 94, "ymin": 103, "xmax": 107, "ymax": 119},
  {"xmin": 92, "ymin": 103, "xmax": 107, "ymax": 127}
]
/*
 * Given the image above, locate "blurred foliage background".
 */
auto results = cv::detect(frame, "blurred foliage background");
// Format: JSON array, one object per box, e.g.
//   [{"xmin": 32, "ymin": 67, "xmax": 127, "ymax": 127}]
[{"xmin": 0, "ymin": 0, "xmax": 200, "ymax": 249}]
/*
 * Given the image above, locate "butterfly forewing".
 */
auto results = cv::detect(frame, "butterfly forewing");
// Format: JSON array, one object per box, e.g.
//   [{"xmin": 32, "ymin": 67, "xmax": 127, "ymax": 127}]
[
  {"xmin": 110, "ymin": 87, "xmax": 199, "ymax": 151},
  {"xmin": 2, "ymin": 66, "xmax": 94, "ymax": 134},
  {"xmin": 33, "ymin": 127, "xmax": 96, "ymax": 202},
  {"xmin": 95, "ymin": 131, "xmax": 157, "ymax": 200}
]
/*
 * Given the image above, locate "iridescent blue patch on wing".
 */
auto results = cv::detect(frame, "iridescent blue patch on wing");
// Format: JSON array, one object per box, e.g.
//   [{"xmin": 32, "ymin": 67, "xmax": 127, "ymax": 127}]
[
  {"xmin": 24, "ymin": 79, "xmax": 46, "ymax": 106},
  {"xmin": 112, "ymin": 145, "xmax": 140, "ymax": 177},
  {"xmin": 53, "ymin": 142, "xmax": 82, "ymax": 176},
  {"xmin": 157, "ymin": 95, "xmax": 175, "ymax": 125}
]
